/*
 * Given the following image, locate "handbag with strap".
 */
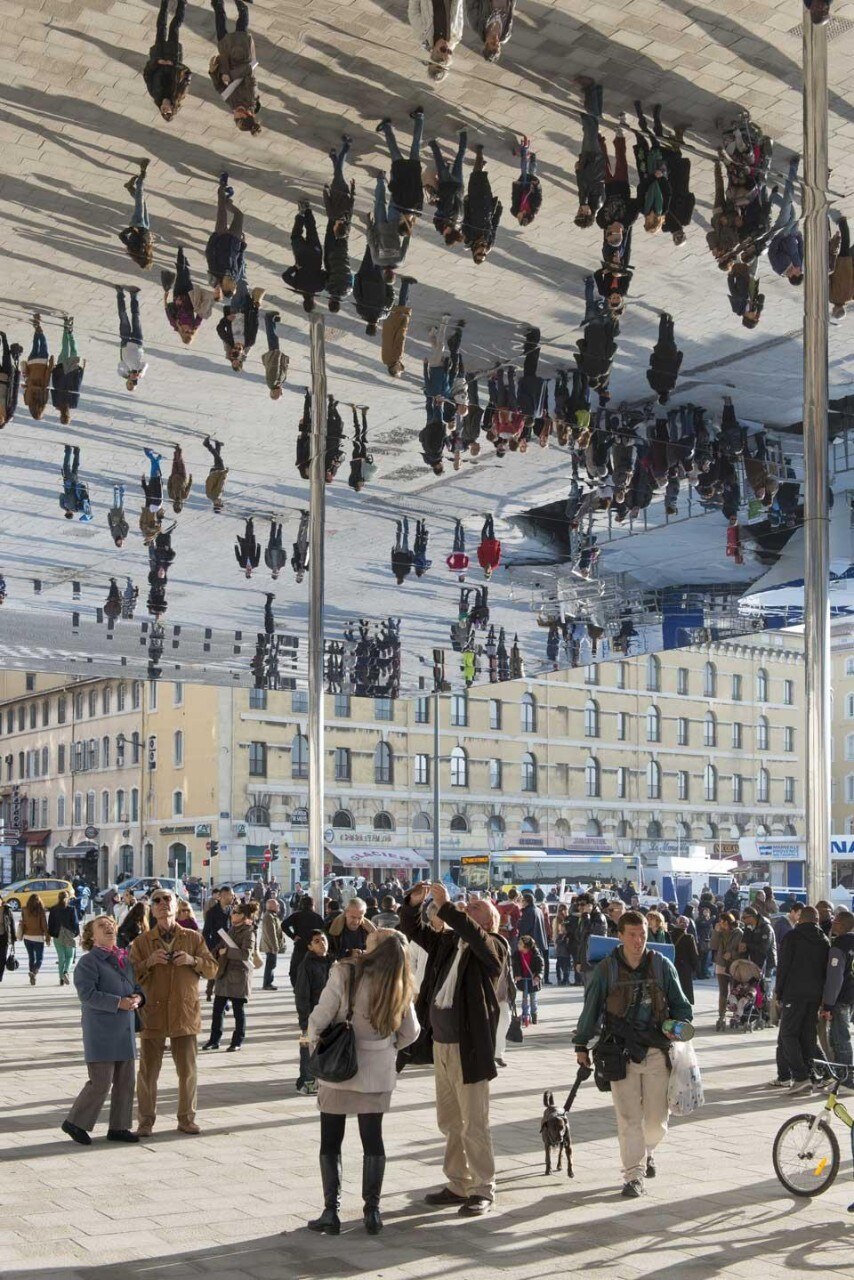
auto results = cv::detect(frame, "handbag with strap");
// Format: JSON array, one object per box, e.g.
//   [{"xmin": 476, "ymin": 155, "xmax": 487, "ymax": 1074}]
[
  {"xmin": 307, "ymin": 966, "xmax": 360, "ymax": 1084},
  {"xmin": 58, "ymin": 926, "xmax": 76, "ymax": 949},
  {"xmin": 506, "ymin": 995, "xmax": 524, "ymax": 1044},
  {"xmin": 6, "ymin": 947, "xmax": 19, "ymax": 971}
]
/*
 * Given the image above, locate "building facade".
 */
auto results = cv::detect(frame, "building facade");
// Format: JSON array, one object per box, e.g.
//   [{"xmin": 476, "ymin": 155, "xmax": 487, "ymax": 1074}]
[{"xmin": 0, "ymin": 633, "xmax": 805, "ymax": 887}]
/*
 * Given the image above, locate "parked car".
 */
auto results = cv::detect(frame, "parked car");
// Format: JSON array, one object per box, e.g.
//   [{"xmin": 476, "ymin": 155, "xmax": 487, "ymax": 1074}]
[
  {"xmin": 1, "ymin": 877, "xmax": 75, "ymax": 911},
  {"xmin": 95, "ymin": 876, "xmax": 185, "ymax": 906}
]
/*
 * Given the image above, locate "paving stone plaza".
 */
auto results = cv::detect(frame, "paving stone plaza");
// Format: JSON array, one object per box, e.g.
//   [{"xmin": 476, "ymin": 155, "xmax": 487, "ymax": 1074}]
[{"xmin": 1, "ymin": 957, "xmax": 852, "ymax": 1279}]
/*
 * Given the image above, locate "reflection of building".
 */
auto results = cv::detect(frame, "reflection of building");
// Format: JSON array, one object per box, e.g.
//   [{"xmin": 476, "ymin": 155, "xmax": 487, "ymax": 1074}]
[{"xmin": 0, "ymin": 635, "xmax": 804, "ymax": 884}]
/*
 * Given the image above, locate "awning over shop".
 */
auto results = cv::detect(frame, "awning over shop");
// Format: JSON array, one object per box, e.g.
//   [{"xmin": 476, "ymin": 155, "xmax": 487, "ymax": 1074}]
[
  {"xmin": 23, "ymin": 829, "xmax": 51, "ymax": 846},
  {"xmin": 54, "ymin": 842, "xmax": 99, "ymax": 858},
  {"xmin": 332, "ymin": 848, "xmax": 430, "ymax": 870}
]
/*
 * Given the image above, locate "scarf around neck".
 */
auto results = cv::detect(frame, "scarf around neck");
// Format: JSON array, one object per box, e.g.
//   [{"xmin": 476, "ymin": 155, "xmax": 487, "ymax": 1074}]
[
  {"xmin": 95, "ymin": 944, "xmax": 128, "ymax": 969},
  {"xmin": 434, "ymin": 938, "xmax": 467, "ymax": 1009}
]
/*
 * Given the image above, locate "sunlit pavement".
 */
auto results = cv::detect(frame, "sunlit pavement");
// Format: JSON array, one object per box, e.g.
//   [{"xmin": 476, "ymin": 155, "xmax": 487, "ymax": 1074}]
[{"xmin": 2, "ymin": 948, "xmax": 852, "ymax": 1279}]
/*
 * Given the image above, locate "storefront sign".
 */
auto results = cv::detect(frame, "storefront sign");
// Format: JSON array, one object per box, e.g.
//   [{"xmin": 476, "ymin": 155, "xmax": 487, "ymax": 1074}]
[
  {"xmin": 325, "ymin": 829, "xmax": 395, "ymax": 845},
  {"xmin": 194, "ymin": 823, "xmax": 212, "ymax": 838},
  {"xmin": 739, "ymin": 836, "xmax": 804, "ymax": 862}
]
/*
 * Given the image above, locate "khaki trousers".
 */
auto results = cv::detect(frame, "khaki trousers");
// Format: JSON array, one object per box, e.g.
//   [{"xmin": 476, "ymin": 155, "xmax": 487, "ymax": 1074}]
[
  {"xmin": 433, "ymin": 1041, "xmax": 495, "ymax": 1200},
  {"xmin": 137, "ymin": 1035, "xmax": 198, "ymax": 1128},
  {"xmin": 610, "ymin": 1047, "xmax": 670, "ymax": 1182},
  {"xmin": 67, "ymin": 1060, "xmax": 135, "ymax": 1132}
]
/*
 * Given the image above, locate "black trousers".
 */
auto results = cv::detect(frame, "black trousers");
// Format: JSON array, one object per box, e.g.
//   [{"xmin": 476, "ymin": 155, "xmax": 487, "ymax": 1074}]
[
  {"xmin": 777, "ymin": 1000, "xmax": 819, "ymax": 1082},
  {"xmin": 0, "ymin": 934, "xmax": 8, "ymax": 980},
  {"xmin": 320, "ymin": 1111, "xmax": 384, "ymax": 1158},
  {"xmin": 263, "ymin": 953, "xmax": 277, "ymax": 987},
  {"xmin": 210, "ymin": 995, "xmax": 246, "ymax": 1046}
]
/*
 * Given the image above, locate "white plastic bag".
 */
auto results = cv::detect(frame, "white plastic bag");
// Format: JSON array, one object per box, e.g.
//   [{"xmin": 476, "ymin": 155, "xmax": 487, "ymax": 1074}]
[{"xmin": 667, "ymin": 1041, "xmax": 704, "ymax": 1116}]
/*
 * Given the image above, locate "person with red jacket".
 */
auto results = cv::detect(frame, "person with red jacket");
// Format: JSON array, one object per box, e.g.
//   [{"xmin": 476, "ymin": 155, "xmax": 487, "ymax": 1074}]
[
  {"xmin": 477, "ymin": 515, "xmax": 501, "ymax": 578},
  {"xmin": 446, "ymin": 519, "xmax": 469, "ymax": 580}
]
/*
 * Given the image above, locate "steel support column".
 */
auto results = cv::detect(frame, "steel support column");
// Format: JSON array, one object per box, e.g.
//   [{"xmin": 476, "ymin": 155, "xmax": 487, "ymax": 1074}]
[
  {"xmin": 802, "ymin": 16, "xmax": 832, "ymax": 903},
  {"xmin": 308, "ymin": 315, "xmax": 328, "ymax": 909}
]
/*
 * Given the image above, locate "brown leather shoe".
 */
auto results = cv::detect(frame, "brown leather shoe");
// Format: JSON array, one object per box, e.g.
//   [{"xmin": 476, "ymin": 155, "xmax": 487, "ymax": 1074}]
[
  {"xmin": 177, "ymin": 1121, "xmax": 201, "ymax": 1135},
  {"xmin": 135, "ymin": 1123, "xmax": 154, "ymax": 1139}
]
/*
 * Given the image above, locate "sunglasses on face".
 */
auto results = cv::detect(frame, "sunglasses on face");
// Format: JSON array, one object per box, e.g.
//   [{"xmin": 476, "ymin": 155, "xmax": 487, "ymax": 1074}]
[{"xmin": 151, "ymin": 895, "xmax": 174, "ymax": 905}]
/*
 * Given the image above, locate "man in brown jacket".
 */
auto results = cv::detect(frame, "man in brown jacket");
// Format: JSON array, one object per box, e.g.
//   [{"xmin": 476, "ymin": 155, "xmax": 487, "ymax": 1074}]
[
  {"xmin": 203, "ymin": 435, "xmax": 228, "ymax": 513},
  {"xmin": 830, "ymin": 215, "xmax": 854, "ymax": 318},
  {"xmin": 209, "ymin": 0, "xmax": 261, "ymax": 135},
  {"xmin": 130, "ymin": 888, "xmax": 218, "ymax": 1137},
  {"xmin": 381, "ymin": 276, "xmax": 416, "ymax": 377}
]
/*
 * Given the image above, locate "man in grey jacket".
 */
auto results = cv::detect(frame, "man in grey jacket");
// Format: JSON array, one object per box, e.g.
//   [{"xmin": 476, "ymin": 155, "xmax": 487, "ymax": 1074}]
[{"xmin": 367, "ymin": 175, "xmax": 410, "ymax": 274}]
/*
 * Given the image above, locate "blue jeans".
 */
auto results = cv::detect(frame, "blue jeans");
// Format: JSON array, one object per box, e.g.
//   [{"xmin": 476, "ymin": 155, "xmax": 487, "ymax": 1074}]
[
  {"xmin": 518, "ymin": 978, "xmax": 538, "ymax": 1020},
  {"xmin": 829, "ymin": 1003, "xmax": 853, "ymax": 1086},
  {"xmin": 265, "ymin": 312, "xmax": 279, "ymax": 349},
  {"xmin": 132, "ymin": 173, "xmax": 150, "ymax": 229},
  {"xmin": 24, "ymin": 940, "xmax": 44, "ymax": 974}
]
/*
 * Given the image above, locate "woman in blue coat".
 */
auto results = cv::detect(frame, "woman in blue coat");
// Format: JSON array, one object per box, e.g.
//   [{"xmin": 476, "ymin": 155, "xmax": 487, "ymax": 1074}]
[{"xmin": 62, "ymin": 915, "xmax": 143, "ymax": 1146}]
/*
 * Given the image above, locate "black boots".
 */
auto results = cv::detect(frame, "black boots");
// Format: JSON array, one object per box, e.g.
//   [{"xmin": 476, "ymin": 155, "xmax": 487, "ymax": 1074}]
[
  {"xmin": 308, "ymin": 1154, "xmax": 341, "ymax": 1235},
  {"xmin": 362, "ymin": 1155, "xmax": 386, "ymax": 1234}
]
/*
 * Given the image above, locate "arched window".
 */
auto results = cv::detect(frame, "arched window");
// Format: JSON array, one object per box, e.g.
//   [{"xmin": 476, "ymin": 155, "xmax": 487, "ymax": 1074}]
[
  {"xmin": 521, "ymin": 752, "xmax": 537, "ymax": 792},
  {"xmin": 73, "ymin": 792, "xmax": 83, "ymax": 826},
  {"xmin": 57, "ymin": 794, "xmax": 66, "ymax": 828},
  {"xmin": 115, "ymin": 789, "xmax": 126, "ymax": 823},
  {"xmin": 584, "ymin": 699, "xmax": 600, "ymax": 738},
  {"xmin": 450, "ymin": 814, "xmax": 469, "ymax": 833},
  {"xmin": 412, "ymin": 812, "xmax": 432, "ymax": 832},
  {"xmin": 704, "ymin": 712, "xmax": 717, "ymax": 748},
  {"xmin": 647, "ymin": 819, "xmax": 663, "ymax": 839},
  {"xmin": 585, "ymin": 757, "xmax": 600, "ymax": 799},
  {"xmin": 646, "ymin": 706, "xmax": 661, "ymax": 743},
  {"xmin": 374, "ymin": 811, "xmax": 395, "ymax": 831},
  {"xmin": 646, "ymin": 654, "xmax": 661, "ymax": 692},
  {"xmin": 172, "ymin": 790, "xmax": 184, "ymax": 817},
  {"xmin": 756, "ymin": 668, "xmax": 769, "ymax": 702},
  {"xmin": 586, "ymin": 818, "xmax": 602, "ymax": 837},
  {"xmin": 246, "ymin": 804, "xmax": 270, "ymax": 827},
  {"xmin": 130, "ymin": 788, "xmax": 139, "ymax": 822},
  {"xmin": 131, "ymin": 731, "xmax": 141, "ymax": 764},
  {"xmin": 487, "ymin": 814, "xmax": 505, "ymax": 836},
  {"xmin": 101, "ymin": 735, "xmax": 110, "ymax": 768},
  {"xmin": 117, "ymin": 683, "xmax": 126, "ymax": 711},
  {"xmin": 554, "ymin": 818, "xmax": 571, "ymax": 848},
  {"xmin": 647, "ymin": 760, "xmax": 661, "ymax": 800},
  {"xmin": 704, "ymin": 662, "xmax": 717, "ymax": 698},
  {"xmin": 86, "ymin": 790, "xmax": 96, "ymax": 824},
  {"xmin": 292, "ymin": 733, "xmax": 309, "ymax": 780},
  {"xmin": 521, "ymin": 815, "xmax": 540, "ymax": 834},
  {"xmin": 617, "ymin": 819, "xmax": 633, "ymax": 838},
  {"xmin": 757, "ymin": 717, "xmax": 770, "ymax": 752},
  {"xmin": 757, "ymin": 768, "xmax": 770, "ymax": 803},
  {"xmin": 450, "ymin": 747, "xmax": 468, "ymax": 788},
  {"xmin": 102, "ymin": 687, "xmax": 111, "ymax": 716},
  {"xmin": 331, "ymin": 810, "xmax": 353, "ymax": 829},
  {"xmin": 521, "ymin": 693, "xmax": 537, "ymax": 733},
  {"xmin": 846, "ymin": 732, "xmax": 854, "ymax": 762},
  {"xmin": 132, "ymin": 681, "xmax": 142, "ymax": 710},
  {"xmin": 173, "ymin": 730, "xmax": 184, "ymax": 767},
  {"xmin": 101, "ymin": 790, "xmax": 110, "ymax": 824},
  {"xmin": 704, "ymin": 764, "xmax": 717, "ymax": 802},
  {"xmin": 374, "ymin": 742, "xmax": 393, "ymax": 785}
]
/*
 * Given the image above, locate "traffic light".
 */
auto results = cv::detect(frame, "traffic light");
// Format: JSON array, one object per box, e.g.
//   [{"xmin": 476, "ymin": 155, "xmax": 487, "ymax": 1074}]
[
  {"xmin": 210, "ymin": 839, "xmax": 219, "ymax": 858},
  {"xmin": 202, "ymin": 858, "xmax": 210, "ymax": 868},
  {"xmin": 269, "ymin": 842, "xmax": 279, "ymax": 862}
]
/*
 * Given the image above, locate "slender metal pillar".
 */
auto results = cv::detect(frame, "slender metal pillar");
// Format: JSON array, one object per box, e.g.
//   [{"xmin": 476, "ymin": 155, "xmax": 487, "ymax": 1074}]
[
  {"xmin": 432, "ymin": 691, "xmax": 441, "ymax": 881},
  {"xmin": 308, "ymin": 315, "xmax": 328, "ymax": 910},
  {"xmin": 802, "ymin": 17, "xmax": 832, "ymax": 903}
]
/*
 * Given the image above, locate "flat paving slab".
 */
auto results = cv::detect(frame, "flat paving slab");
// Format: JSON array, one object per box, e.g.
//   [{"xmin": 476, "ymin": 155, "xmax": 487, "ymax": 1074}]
[{"xmin": 1, "ymin": 948, "xmax": 852, "ymax": 1278}]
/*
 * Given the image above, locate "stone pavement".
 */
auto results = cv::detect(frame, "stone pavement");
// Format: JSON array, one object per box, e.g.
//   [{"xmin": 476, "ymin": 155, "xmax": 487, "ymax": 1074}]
[{"xmin": 1, "ymin": 946, "xmax": 852, "ymax": 1280}]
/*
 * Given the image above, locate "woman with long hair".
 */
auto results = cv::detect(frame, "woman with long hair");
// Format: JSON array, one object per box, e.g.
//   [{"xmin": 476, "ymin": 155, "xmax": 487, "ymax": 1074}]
[
  {"xmin": 117, "ymin": 901, "xmax": 149, "ymax": 951},
  {"xmin": 305, "ymin": 929, "xmax": 418, "ymax": 1236},
  {"xmin": 203, "ymin": 899, "xmax": 258, "ymax": 1052},
  {"xmin": 711, "ymin": 911, "xmax": 743, "ymax": 1031},
  {"xmin": 21, "ymin": 893, "xmax": 50, "ymax": 985},
  {"xmin": 48, "ymin": 889, "xmax": 80, "ymax": 986}
]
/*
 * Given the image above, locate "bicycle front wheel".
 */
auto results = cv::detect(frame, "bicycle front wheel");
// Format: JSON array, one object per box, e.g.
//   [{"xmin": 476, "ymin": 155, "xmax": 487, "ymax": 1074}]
[{"xmin": 772, "ymin": 1112, "xmax": 840, "ymax": 1197}]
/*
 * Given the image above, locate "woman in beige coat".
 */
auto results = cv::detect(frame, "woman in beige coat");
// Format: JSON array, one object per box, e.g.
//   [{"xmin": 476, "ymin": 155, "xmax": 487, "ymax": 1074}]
[{"xmin": 306, "ymin": 930, "xmax": 418, "ymax": 1236}]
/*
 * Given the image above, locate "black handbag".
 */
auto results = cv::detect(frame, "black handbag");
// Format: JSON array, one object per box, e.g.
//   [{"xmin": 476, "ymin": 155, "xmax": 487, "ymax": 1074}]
[
  {"xmin": 307, "ymin": 966, "xmax": 360, "ymax": 1084},
  {"xmin": 6, "ymin": 948, "xmax": 19, "ymax": 971},
  {"xmin": 507, "ymin": 997, "xmax": 524, "ymax": 1044}
]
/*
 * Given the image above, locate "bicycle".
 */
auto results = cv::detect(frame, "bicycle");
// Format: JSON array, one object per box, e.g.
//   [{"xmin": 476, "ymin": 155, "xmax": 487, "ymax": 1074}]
[{"xmin": 772, "ymin": 1062, "xmax": 853, "ymax": 1198}]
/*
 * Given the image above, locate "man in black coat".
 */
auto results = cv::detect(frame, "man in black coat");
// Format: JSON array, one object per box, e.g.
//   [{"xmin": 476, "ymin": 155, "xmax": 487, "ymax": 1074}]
[
  {"xmin": 400, "ymin": 881, "xmax": 507, "ymax": 1217},
  {"xmin": 738, "ymin": 905, "xmax": 777, "ymax": 971},
  {"xmin": 282, "ymin": 202, "xmax": 327, "ymax": 313},
  {"xmin": 202, "ymin": 885, "xmax": 234, "ymax": 1000},
  {"xmin": 646, "ymin": 313, "xmax": 683, "ymax": 404},
  {"xmin": 774, "ymin": 906, "xmax": 829, "ymax": 1091}
]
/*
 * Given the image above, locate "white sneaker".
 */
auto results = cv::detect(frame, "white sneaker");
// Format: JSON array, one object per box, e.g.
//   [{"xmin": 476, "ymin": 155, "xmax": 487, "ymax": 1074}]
[
  {"xmin": 766, "ymin": 1078, "xmax": 790, "ymax": 1089},
  {"xmin": 788, "ymin": 1079, "xmax": 813, "ymax": 1096}
]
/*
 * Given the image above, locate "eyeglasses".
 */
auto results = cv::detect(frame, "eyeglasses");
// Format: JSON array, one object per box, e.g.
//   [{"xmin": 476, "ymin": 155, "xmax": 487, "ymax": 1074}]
[{"xmin": 151, "ymin": 895, "xmax": 174, "ymax": 905}]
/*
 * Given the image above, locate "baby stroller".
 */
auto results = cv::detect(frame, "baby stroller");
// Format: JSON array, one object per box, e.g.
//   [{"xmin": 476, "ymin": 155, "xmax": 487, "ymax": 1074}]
[
  {"xmin": 726, "ymin": 958, "xmax": 770, "ymax": 1032},
  {"xmin": 720, "ymin": 113, "xmax": 773, "ymax": 186}
]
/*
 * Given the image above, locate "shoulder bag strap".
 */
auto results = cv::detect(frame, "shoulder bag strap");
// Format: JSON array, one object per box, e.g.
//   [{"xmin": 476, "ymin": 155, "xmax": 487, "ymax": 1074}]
[{"xmin": 345, "ymin": 964, "xmax": 361, "ymax": 1023}]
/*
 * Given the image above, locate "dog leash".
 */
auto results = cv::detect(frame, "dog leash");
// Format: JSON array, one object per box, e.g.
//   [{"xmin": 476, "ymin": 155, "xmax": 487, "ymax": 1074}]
[{"xmin": 563, "ymin": 1064, "xmax": 593, "ymax": 1114}]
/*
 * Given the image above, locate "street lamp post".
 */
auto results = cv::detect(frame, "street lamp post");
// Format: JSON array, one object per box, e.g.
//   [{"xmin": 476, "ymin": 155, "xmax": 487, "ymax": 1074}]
[
  {"xmin": 307, "ymin": 315, "xmax": 328, "ymax": 911},
  {"xmin": 802, "ymin": 17, "xmax": 832, "ymax": 903}
]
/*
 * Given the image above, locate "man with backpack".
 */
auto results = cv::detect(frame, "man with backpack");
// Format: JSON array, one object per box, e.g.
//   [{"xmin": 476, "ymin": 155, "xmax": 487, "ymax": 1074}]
[{"xmin": 573, "ymin": 910, "xmax": 692, "ymax": 1198}]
